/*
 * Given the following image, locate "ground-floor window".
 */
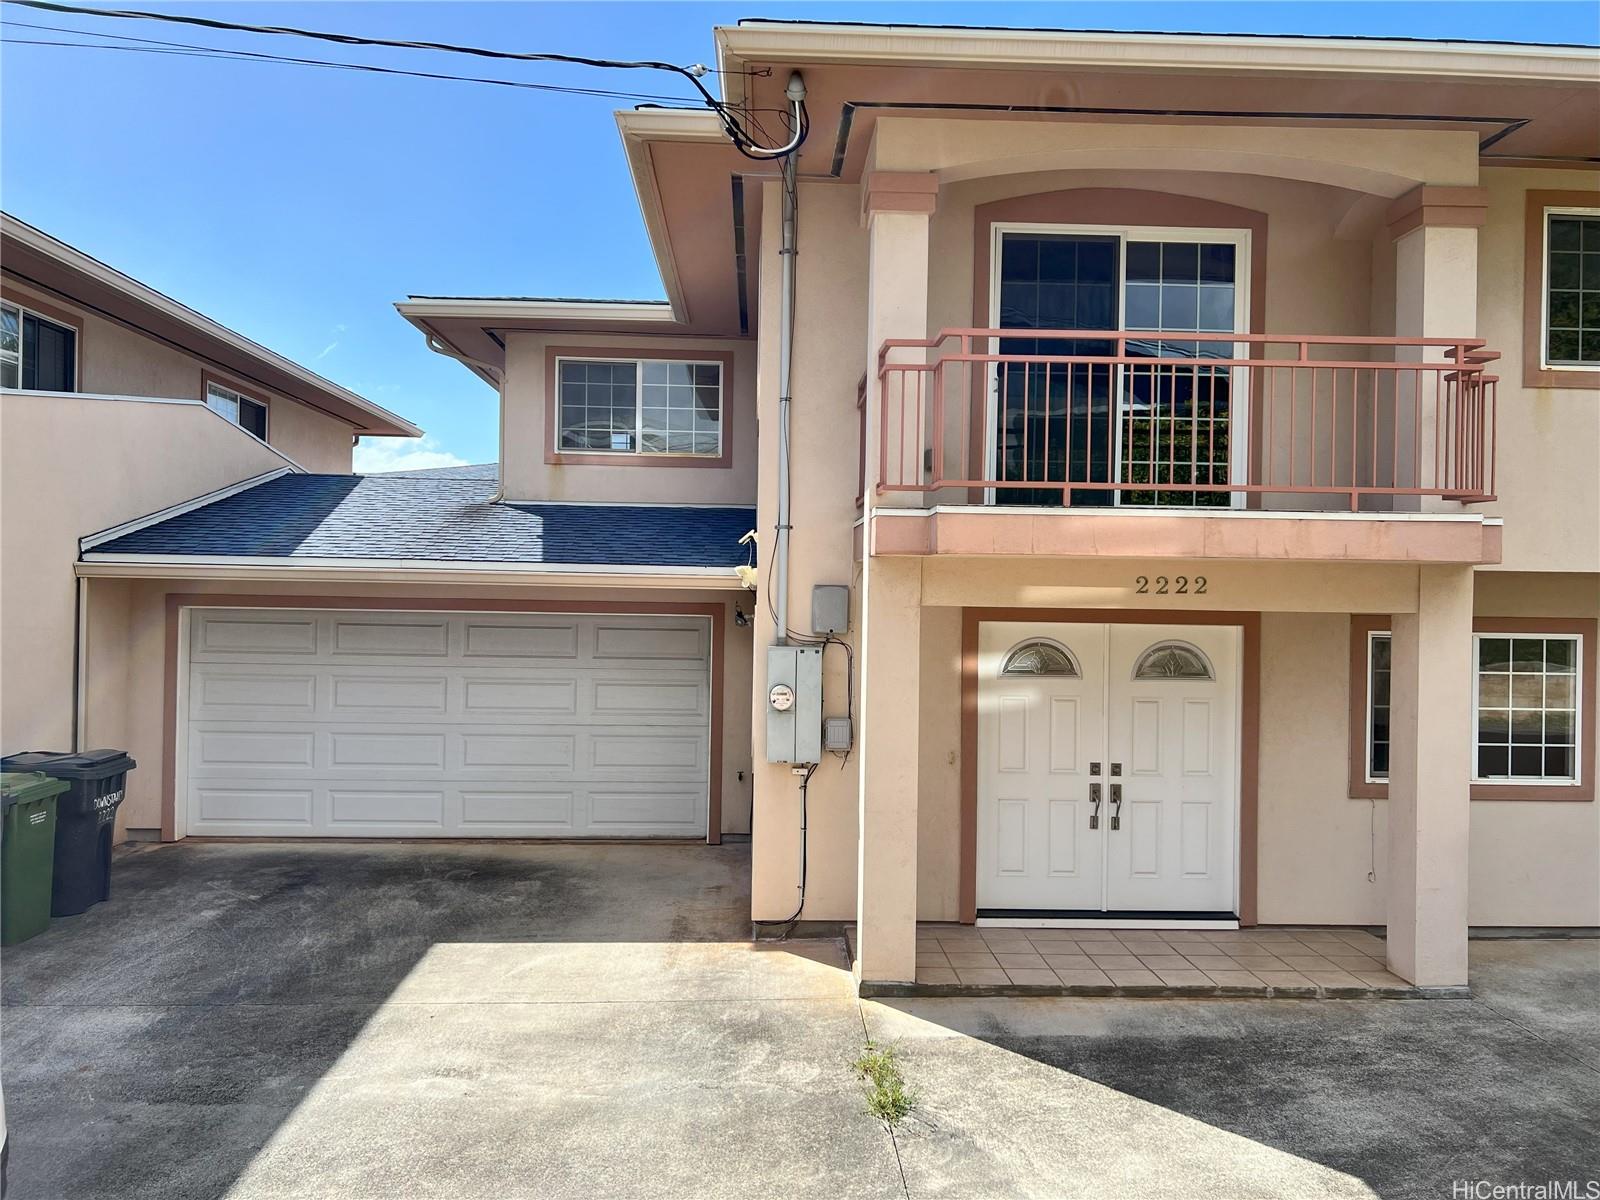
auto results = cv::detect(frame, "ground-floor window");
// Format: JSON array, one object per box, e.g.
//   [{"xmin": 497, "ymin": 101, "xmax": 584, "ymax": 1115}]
[{"xmin": 1361, "ymin": 626, "xmax": 1584, "ymax": 789}]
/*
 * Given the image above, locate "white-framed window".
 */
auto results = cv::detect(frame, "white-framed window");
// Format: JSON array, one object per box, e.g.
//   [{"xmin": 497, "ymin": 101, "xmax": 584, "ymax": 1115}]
[
  {"xmin": 205, "ymin": 381, "xmax": 268, "ymax": 440},
  {"xmin": 1, "ymin": 300, "xmax": 78, "ymax": 392},
  {"xmin": 986, "ymin": 222, "xmax": 1251, "ymax": 509},
  {"xmin": 556, "ymin": 357, "xmax": 722, "ymax": 457},
  {"xmin": 1365, "ymin": 631, "xmax": 1582, "ymax": 785},
  {"xmin": 1541, "ymin": 206, "xmax": 1600, "ymax": 369}
]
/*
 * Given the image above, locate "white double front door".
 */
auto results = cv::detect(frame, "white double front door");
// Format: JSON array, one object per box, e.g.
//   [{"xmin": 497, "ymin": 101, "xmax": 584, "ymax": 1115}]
[{"xmin": 977, "ymin": 621, "xmax": 1240, "ymax": 915}]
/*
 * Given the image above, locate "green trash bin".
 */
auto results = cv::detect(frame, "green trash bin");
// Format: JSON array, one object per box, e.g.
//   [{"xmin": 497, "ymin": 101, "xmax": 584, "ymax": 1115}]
[{"xmin": 1, "ymin": 771, "xmax": 67, "ymax": 946}]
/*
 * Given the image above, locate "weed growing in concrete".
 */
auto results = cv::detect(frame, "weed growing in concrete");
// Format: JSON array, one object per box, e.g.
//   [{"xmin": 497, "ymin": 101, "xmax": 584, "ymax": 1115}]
[{"xmin": 852, "ymin": 1042, "xmax": 914, "ymax": 1127}]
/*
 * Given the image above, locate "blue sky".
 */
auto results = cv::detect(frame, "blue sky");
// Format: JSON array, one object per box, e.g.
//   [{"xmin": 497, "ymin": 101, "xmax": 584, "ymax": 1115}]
[{"xmin": 3, "ymin": 2, "xmax": 1594, "ymax": 470}]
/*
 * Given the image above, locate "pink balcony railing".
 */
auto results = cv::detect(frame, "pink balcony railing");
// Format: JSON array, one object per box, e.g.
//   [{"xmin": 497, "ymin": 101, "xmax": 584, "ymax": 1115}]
[{"xmin": 875, "ymin": 330, "xmax": 1498, "ymax": 511}]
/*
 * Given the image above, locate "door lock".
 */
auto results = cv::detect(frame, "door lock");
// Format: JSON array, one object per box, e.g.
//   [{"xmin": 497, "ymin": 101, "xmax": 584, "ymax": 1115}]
[
  {"xmin": 1089, "ymin": 761, "xmax": 1101, "ymax": 777},
  {"xmin": 1109, "ymin": 762, "xmax": 1122, "ymax": 777},
  {"xmin": 1110, "ymin": 782, "xmax": 1123, "ymax": 831},
  {"xmin": 1089, "ymin": 782, "xmax": 1102, "ymax": 829}
]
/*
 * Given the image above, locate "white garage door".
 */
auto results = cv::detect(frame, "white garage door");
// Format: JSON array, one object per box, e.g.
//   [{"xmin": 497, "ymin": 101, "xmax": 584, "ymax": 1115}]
[{"xmin": 183, "ymin": 609, "xmax": 711, "ymax": 838}]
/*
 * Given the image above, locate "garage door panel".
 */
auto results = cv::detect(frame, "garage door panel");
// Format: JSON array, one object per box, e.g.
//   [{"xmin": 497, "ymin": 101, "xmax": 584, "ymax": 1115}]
[
  {"xmin": 184, "ymin": 610, "xmax": 709, "ymax": 838},
  {"xmin": 458, "ymin": 788, "xmax": 576, "ymax": 832},
  {"xmin": 462, "ymin": 621, "xmax": 579, "ymax": 660},
  {"xmin": 331, "ymin": 618, "xmax": 449, "ymax": 658},
  {"xmin": 593, "ymin": 622, "xmax": 706, "ymax": 663},
  {"xmin": 330, "ymin": 675, "xmax": 450, "ymax": 714},
  {"xmin": 592, "ymin": 678, "xmax": 706, "ymax": 716},
  {"xmin": 590, "ymin": 731, "xmax": 705, "ymax": 771},
  {"xmin": 589, "ymin": 786, "xmax": 704, "ymax": 830},
  {"xmin": 193, "ymin": 729, "xmax": 315, "ymax": 769},
  {"xmin": 193, "ymin": 786, "xmax": 314, "ymax": 827},
  {"xmin": 460, "ymin": 732, "xmax": 576, "ymax": 769},
  {"xmin": 330, "ymin": 732, "xmax": 447, "ymax": 770},
  {"xmin": 193, "ymin": 672, "xmax": 318, "ymax": 717},
  {"xmin": 328, "ymin": 789, "xmax": 446, "ymax": 829},
  {"xmin": 194, "ymin": 616, "xmax": 318, "ymax": 658},
  {"xmin": 461, "ymin": 677, "xmax": 579, "ymax": 716}
]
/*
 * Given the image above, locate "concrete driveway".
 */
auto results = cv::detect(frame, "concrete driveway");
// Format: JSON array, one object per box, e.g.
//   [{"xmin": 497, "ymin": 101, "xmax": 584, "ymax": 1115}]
[{"xmin": 2, "ymin": 842, "xmax": 1595, "ymax": 1200}]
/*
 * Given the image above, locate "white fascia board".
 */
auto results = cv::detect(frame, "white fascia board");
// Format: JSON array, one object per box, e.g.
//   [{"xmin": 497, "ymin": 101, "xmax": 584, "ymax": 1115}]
[
  {"xmin": 395, "ymin": 298, "xmax": 678, "ymax": 324},
  {"xmin": 1, "ymin": 216, "xmax": 422, "ymax": 438},
  {"xmin": 77, "ymin": 553, "xmax": 742, "ymax": 577},
  {"xmin": 74, "ymin": 557, "xmax": 745, "ymax": 589},
  {"xmin": 715, "ymin": 23, "xmax": 1599, "ymax": 84},
  {"xmin": 78, "ymin": 467, "xmax": 299, "ymax": 552}
]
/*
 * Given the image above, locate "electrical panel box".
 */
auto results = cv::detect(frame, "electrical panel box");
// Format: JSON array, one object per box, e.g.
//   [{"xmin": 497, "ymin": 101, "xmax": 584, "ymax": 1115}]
[
  {"xmin": 822, "ymin": 716, "xmax": 853, "ymax": 753},
  {"xmin": 766, "ymin": 644, "xmax": 823, "ymax": 764},
  {"xmin": 811, "ymin": 584, "xmax": 850, "ymax": 635}
]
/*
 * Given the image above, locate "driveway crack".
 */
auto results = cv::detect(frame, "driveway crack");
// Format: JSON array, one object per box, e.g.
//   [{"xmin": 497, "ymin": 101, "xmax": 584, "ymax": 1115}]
[{"xmin": 855, "ymin": 996, "xmax": 911, "ymax": 1200}]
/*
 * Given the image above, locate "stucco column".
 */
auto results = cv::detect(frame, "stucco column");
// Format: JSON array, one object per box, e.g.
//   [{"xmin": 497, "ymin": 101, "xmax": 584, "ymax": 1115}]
[
  {"xmin": 855, "ymin": 554, "xmax": 923, "ymax": 985},
  {"xmin": 1385, "ymin": 564, "xmax": 1474, "ymax": 988},
  {"xmin": 855, "ymin": 172, "xmax": 935, "ymax": 986},
  {"xmin": 862, "ymin": 172, "xmax": 937, "ymax": 508},
  {"xmin": 1387, "ymin": 187, "xmax": 1485, "ymax": 510}
]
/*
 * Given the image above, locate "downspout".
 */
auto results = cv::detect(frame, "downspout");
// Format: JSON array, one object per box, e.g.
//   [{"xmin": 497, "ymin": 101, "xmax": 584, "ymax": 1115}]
[
  {"xmin": 419, "ymin": 332, "xmax": 508, "ymax": 502},
  {"xmin": 772, "ymin": 70, "xmax": 806, "ymax": 642},
  {"xmin": 773, "ymin": 150, "xmax": 798, "ymax": 642}
]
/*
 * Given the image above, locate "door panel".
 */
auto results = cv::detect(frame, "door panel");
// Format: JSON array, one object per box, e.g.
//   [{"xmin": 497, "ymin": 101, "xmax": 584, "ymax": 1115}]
[
  {"xmin": 978, "ymin": 620, "xmax": 1241, "ymax": 916},
  {"xmin": 977, "ymin": 622, "xmax": 1106, "ymax": 910},
  {"xmin": 1104, "ymin": 624, "xmax": 1239, "ymax": 913}
]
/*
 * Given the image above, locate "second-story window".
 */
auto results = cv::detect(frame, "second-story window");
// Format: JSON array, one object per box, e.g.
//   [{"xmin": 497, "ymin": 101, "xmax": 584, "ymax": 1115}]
[
  {"xmin": 1544, "ymin": 209, "xmax": 1600, "ymax": 368},
  {"xmin": 205, "ymin": 380, "xmax": 269, "ymax": 440},
  {"xmin": 557, "ymin": 357, "xmax": 722, "ymax": 457},
  {"xmin": 1, "ymin": 301, "xmax": 78, "ymax": 392}
]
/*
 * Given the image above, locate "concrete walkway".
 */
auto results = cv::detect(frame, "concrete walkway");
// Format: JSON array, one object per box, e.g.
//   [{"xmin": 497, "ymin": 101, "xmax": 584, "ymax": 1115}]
[{"xmin": 2, "ymin": 842, "xmax": 1595, "ymax": 1200}]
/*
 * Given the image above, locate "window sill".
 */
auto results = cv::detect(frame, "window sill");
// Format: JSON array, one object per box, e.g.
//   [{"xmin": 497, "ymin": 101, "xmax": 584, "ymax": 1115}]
[
  {"xmin": 1350, "ymin": 781, "xmax": 1593, "ymax": 803},
  {"xmin": 546, "ymin": 448, "xmax": 731, "ymax": 469}
]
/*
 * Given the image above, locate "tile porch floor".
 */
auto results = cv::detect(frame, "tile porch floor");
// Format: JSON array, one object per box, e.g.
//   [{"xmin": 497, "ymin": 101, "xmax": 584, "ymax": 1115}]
[{"xmin": 848, "ymin": 925, "xmax": 1430, "ymax": 998}]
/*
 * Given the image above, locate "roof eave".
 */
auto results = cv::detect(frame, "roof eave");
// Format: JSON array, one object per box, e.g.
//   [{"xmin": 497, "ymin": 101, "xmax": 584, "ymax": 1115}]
[
  {"xmin": 1, "ymin": 213, "xmax": 423, "ymax": 438},
  {"xmin": 714, "ymin": 21, "xmax": 1600, "ymax": 84}
]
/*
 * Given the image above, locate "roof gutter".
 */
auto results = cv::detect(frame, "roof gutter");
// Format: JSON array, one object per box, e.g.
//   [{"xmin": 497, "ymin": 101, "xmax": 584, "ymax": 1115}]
[
  {"xmin": 73, "ymin": 557, "xmax": 745, "ymax": 589},
  {"xmin": 715, "ymin": 23, "xmax": 1600, "ymax": 84}
]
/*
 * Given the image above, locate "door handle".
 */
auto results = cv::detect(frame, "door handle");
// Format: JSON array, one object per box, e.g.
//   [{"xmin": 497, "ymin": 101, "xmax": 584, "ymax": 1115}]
[
  {"xmin": 1089, "ymin": 782, "xmax": 1102, "ymax": 829},
  {"xmin": 1110, "ymin": 783, "xmax": 1123, "ymax": 831}
]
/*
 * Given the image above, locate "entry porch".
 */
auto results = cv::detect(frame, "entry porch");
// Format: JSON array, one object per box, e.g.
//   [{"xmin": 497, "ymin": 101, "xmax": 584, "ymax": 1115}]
[{"xmin": 849, "ymin": 924, "xmax": 1428, "ymax": 999}]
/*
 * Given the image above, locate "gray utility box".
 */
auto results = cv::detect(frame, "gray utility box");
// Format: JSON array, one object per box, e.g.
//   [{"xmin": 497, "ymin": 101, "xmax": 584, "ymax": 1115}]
[
  {"xmin": 811, "ymin": 584, "xmax": 849, "ymax": 635},
  {"xmin": 765, "ymin": 644, "xmax": 823, "ymax": 764}
]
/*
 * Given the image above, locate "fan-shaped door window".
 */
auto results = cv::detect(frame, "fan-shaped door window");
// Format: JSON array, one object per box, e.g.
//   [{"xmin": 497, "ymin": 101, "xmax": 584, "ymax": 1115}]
[
  {"xmin": 1000, "ymin": 639, "xmax": 1080, "ymax": 677},
  {"xmin": 1132, "ymin": 640, "xmax": 1214, "ymax": 680}
]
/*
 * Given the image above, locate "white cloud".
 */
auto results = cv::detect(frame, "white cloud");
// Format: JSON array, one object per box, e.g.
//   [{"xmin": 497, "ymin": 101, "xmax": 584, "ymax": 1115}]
[
  {"xmin": 352, "ymin": 436, "xmax": 470, "ymax": 474},
  {"xmin": 313, "ymin": 341, "xmax": 339, "ymax": 361}
]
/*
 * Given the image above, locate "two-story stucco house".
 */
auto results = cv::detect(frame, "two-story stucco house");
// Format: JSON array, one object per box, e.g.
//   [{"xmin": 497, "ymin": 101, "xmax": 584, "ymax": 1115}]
[
  {"xmin": 36, "ymin": 23, "xmax": 1598, "ymax": 997},
  {"xmin": 0, "ymin": 213, "xmax": 421, "ymax": 761}
]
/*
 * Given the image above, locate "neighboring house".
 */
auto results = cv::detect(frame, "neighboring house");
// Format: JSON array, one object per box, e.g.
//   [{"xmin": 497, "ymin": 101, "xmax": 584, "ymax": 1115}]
[
  {"xmin": 0, "ymin": 214, "xmax": 421, "ymax": 756},
  {"xmin": 41, "ymin": 23, "xmax": 1600, "ymax": 994}
]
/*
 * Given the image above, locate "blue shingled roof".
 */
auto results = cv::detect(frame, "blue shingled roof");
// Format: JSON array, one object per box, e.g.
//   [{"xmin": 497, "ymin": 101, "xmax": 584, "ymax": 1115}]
[{"xmin": 90, "ymin": 473, "xmax": 756, "ymax": 569}]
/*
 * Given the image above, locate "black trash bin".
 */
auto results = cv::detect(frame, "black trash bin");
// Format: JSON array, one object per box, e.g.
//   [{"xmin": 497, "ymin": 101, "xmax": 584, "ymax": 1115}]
[{"xmin": 0, "ymin": 750, "xmax": 135, "ymax": 917}]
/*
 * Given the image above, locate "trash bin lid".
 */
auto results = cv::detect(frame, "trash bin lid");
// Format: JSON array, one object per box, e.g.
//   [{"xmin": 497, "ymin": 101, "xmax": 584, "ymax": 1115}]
[
  {"xmin": 0, "ymin": 749, "xmax": 136, "ymax": 778},
  {"xmin": 0, "ymin": 771, "xmax": 70, "ymax": 809}
]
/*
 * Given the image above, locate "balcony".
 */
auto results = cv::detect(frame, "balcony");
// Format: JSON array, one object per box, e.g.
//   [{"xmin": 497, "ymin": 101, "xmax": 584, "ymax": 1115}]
[
  {"xmin": 867, "ymin": 329, "xmax": 1501, "ymax": 564},
  {"xmin": 876, "ymin": 329, "xmax": 1497, "ymax": 508}
]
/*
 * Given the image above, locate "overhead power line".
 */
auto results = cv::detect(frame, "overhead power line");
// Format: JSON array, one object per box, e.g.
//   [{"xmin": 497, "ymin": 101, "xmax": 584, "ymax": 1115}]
[
  {"xmin": 0, "ymin": 22, "xmax": 704, "ymax": 102},
  {"xmin": 6, "ymin": 0, "xmax": 807, "ymax": 159}
]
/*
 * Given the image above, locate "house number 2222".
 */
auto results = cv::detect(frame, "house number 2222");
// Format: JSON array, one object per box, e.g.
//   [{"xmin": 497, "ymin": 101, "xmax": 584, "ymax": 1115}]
[{"xmin": 1135, "ymin": 575, "xmax": 1206, "ymax": 596}]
